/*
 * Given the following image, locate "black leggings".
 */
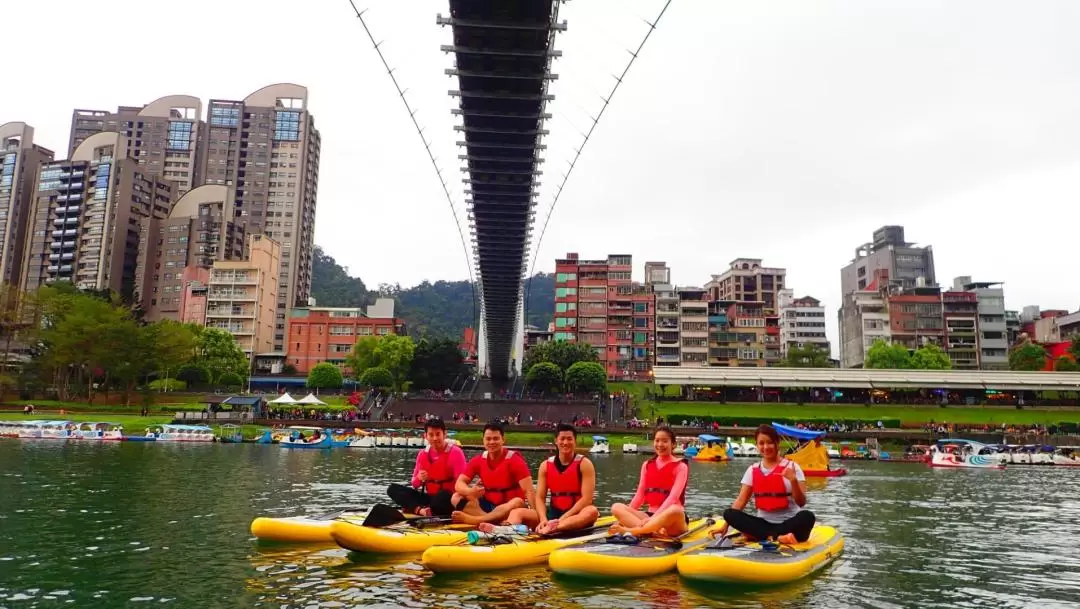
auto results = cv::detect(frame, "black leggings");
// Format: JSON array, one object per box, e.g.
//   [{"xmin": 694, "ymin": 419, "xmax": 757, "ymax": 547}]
[
  {"xmin": 723, "ymin": 508, "xmax": 816, "ymax": 543},
  {"xmin": 386, "ymin": 484, "xmax": 454, "ymax": 517}
]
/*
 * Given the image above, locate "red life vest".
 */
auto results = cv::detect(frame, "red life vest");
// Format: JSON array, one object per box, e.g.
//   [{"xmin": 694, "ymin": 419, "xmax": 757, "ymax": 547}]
[
  {"xmin": 545, "ymin": 455, "xmax": 584, "ymax": 511},
  {"xmin": 476, "ymin": 450, "xmax": 525, "ymax": 505},
  {"xmin": 417, "ymin": 445, "xmax": 457, "ymax": 496},
  {"xmin": 642, "ymin": 457, "xmax": 688, "ymax": 510},
  {"xmin": 751, "ymin": 460, "xmax": 792, "ymax": 512}
]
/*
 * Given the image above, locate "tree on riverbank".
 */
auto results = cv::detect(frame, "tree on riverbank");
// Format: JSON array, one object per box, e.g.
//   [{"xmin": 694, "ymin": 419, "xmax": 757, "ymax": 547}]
[
  {"xmin": 780, "ymin": 344, "xmax": 832, "ymax": 368},
  {"xmin": 565, "ymin": 362, "xmax": 607, "ymax": 393},
  {"xmin": 865, "ymin": 340, "xmax": 912, "ymax": 369},
  {"xmin": 307, "ymin": 362, "xmax": 344, "ymax": 390},
  {"xmin": 408, "ymin": 338, "xmax": 466, "ymax": 390},
  {"xmin": 910, "ymin": 344, "xmax": 952, "ymax": 370},
  {"xmin": 525, "ymin": 361, "xmax": 563, "ymax": 392},
  {"xmin": 522, "ymin": 340, "xmax": 598, "ymax": 375},
  {"xmin": 346, "ymin": 334, "xmax": 415, "ymax": 391},
  {"xmin": 1010, "ymin": 341, "xmax": 1048, "ymax": 371}
]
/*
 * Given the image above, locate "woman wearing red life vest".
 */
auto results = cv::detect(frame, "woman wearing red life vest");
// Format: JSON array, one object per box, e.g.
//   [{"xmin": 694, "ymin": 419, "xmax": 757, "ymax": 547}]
[
  {"xmin": 609, "ymin": 426, "xmax": 689, "ymax": 537},
  {"xmin": 711, "ymin": 424, "xmax": 816, "ymax": 544},
  {"xmin": 501, "ymin": 423, "xmax": 599, "ymax": 535}
]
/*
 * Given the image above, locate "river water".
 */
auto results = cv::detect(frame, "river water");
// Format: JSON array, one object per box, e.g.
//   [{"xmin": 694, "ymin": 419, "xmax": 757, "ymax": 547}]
[{"xmin": 2, "ymin": 441, "xmax": 1079, "ymax": 608}]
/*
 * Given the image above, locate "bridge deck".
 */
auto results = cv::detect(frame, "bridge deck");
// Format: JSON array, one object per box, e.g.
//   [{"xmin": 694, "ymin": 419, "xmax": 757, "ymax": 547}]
[{"xmin": 441, "ymin": 0, "xmax": 562, "ymax": 379}]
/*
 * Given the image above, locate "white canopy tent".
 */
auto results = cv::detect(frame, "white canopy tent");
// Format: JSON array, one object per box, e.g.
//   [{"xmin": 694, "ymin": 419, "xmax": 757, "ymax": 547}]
[
  {"xmin": 268, "ymin": 392, "xmax": 297, "ymax": 404},
  {"xmin": 296, "ymin": 393, "xmax": 327, "ymax": 406}
]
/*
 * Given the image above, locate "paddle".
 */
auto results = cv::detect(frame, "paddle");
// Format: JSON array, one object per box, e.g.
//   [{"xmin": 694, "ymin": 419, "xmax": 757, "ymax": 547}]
[{"xmin": 360, "ymin": 503, "xmax": 455, "ymax": 528}]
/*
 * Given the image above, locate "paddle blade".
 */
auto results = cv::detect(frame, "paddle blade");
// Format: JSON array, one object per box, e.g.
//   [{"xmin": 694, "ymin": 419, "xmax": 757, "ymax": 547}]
[{"xmin": 361, "ymin": 504, "xmax": 407, "ymax": 527}]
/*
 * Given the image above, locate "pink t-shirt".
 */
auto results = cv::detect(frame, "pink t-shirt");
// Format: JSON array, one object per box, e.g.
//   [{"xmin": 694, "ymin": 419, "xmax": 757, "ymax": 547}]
[{"xmin": 411, "ymin": 443, "xmax": 467, "ymax": 489}]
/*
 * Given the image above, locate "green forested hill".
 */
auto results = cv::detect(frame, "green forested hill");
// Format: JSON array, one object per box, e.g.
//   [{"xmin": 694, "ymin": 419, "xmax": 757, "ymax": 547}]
[{"xmin": 310, "ymin": 246, "xmax": 554, "ymax": 340}]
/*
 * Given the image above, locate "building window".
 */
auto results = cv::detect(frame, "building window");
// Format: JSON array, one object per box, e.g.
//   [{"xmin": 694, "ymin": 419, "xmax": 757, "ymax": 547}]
[
  {"xmin": 274, "ymin": 111, "xmax": 301, "ymax": 141},
  {"xmin": 210, "ymin": 106, "xmax": 240, "ymax": 127},
  {"xmin": 167, "ymin": 121, "xmax": 193, "ymax": 151}
]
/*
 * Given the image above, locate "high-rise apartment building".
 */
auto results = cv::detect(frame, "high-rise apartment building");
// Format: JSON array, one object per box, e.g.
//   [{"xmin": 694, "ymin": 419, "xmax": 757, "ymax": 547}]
[
  {"xmin": 839, "ymin": 226, "xmax": 936, "ymax": 368},
  {"xmin": 951, "ymin": 277, "xmax": 1008, "ymax": 369},
  {"xmin": 678, "ymin": 287, "xmax": 709, "ymax": 367},
  {"xmin": 840, "ymin": 226, "xmax": 936, "ymax": 295},
  {"xmin": 887, "ymin": 285, "xmax": 945, "ymax": 351},
  {"xmin": 0, "ymin": 123, "xmax": 54, "ymax": 289},
  {"xmin": 70, "ymin": 95, "xmax": 204, "ymax": 195},
  {"xmin": 706, "ymin": 258, "xmax": 786, "ymax": 313},
  {"xmin": 201, "ymin": 84, "xmax": 321, "ymax": 352},
  {"xmin": 942, "ymin": 290, "xmax": 980, "ymax": 369},
  {"xmin": 839, "ymin": 269, "xmax": 892, "ymax": 368},
  {"xmin": 135, "ymin": 185, "xmax": 246, "ymax": 321},
  {"xmin": 200, "ymin": 234, "xmax": 280, "ymax": 361},
  {"xmin": 22, "ymin": 133, "xmax": 175, "ymax": 298},
  {"xmin": 777, "ymin": 290, "xmax": 830, "ymax": 358},
  {"xmin": 552, "ymin": 253, "xmax": 655, "ymax": 380}
]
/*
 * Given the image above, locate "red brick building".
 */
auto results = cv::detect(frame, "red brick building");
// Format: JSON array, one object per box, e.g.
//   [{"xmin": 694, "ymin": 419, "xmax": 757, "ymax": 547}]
[
  {"xmin": 285, "ymin": 300, "xmax": 406, "ymax": 374},
  {"xmin": 887, "ymin": 287, "xmax": 945, "ymax": 350},
  {"xmin": 553, "ymin": 252, "xmax": 655, "ymax": 380}
]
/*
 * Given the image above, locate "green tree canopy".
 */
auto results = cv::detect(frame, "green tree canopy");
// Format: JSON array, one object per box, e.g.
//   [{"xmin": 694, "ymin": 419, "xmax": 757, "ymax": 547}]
[
  {"xmin": 176, "ymin": 363, "xmax": 211, "ymax": 385},
  {"xmin": 346, "ymin": 334, "xmax": 415, "ymax": 390},
  {"xmin": 911, "ymin": 343, "xmax": 952, "ymax": 370},
  {"xmin": 217, "ymin": 371, "xmax": 245, "ymax": 389},
  {"xmin": 523, "ymin": 340, "xmax": 599, "ymax": 375},
  {"xmin": 307, "ymin": 362, "xmax": 344, "ymax": 389},
  {"xmin": 409, "ymin": 337, "xmax": 466, "ymax": 390},
  {"xmin": 525, "ymin": 361, "xmax": 563, "ymax": 392},
  {"xmin": 864, "ymin": 339, "xmax": 912, "ymax": 369},
  {"xmin": 1010, "ymin": 342, "xmax": 1048, "ymax": 371},
  {"xmin": 781, "ymin": 344, "xmax": 832, "ymax": 368},
  {"xmin": 359, "ymin": 366, "xmax": 394, "ymax": 389},
  {"xmin": 193, "ymin": 327, "xmax": 249, "ymax": 381},
  {"xmin": 1069, "ymin": 336, "xmax": 1080, "ymax": 364},
  {"xmin": 1054, "ymin": 356, "xmax": 1079, "ymax": 372},
  {"xmin": 565, "ymin": 361, "xmax": 606, "ymax": 394}
]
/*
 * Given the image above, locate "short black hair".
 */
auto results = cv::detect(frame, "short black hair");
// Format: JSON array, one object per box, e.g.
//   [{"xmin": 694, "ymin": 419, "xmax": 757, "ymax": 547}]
[
  {"xmin": 555, "ymin": 423, "xmax": 577, "ymax": 437},
  {"xmin": 483, "ymin": 422, "xmax": 505, "ymax": 436},
  {"xmin": 424, "ymin": 418, "xmax": 446, "ymax": 433}
]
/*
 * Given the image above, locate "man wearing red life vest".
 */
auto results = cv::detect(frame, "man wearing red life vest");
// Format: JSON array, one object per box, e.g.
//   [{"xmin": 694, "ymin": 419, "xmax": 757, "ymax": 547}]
[
  {"xmin": 499, "ymin": 423, "xmax": 599, "ymax": 535},
  {"xmin": 451, "ymin": 422, "xmax": 535, "ymax": 525},
  {"xmin": 386, "ymin": 418, "xmax": 466, "ymax": 517},
  {"xmin": 711, "ymin": 424, "xmax": 816, "ymax": 544},
  {"xmin": 610, "ymin": 426, "xmax": 690, "ymax": 537}
]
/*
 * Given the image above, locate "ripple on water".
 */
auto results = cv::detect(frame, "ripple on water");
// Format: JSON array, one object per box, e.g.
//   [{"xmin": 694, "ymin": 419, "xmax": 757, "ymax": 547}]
[{"xmin": 5, "ymin": 444, "xmax": 1080, "ymax": 607}]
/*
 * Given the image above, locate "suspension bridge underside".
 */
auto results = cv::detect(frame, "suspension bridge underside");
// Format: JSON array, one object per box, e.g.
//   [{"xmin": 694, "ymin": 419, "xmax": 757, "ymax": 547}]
[{"xmin": 441, "ymin": 0, "xmax": 563, "ymax": 381}]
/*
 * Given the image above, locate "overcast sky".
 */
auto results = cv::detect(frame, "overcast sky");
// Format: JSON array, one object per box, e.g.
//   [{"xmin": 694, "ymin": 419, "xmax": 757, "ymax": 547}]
[{"xmin": 6, "ymin": 0, "xmax": 1080, "ymax": 352}]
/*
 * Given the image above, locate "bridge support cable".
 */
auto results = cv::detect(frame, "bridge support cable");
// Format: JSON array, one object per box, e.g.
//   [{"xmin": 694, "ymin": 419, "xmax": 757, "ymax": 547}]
[
  {"xmin": 345, "ymin": 0, "xmax": 478, "ymax": 335},
  {"xmin": 523, "ymin": 0, "xmax": 673, "ymax": 325}
]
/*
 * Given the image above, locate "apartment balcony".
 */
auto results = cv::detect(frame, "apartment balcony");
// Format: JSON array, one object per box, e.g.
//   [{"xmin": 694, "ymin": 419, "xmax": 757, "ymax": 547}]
[
  {"xmin": 763, "ymin": 336, "xmax": 779, "ymax": 345},
  {"xmin": 708, "ymin": 315, "xmax": 728, "ymax": 324},
  {"xmin": 765, "ymin": 350, "xmax": 781, "ymax": 360},
  {"xmin": 657, "ymin": 336, "xmax": 679, "ymax": 346},
  {"xmin": 766, "ymin": 325, "xmax": 780, "ymax": 335}
]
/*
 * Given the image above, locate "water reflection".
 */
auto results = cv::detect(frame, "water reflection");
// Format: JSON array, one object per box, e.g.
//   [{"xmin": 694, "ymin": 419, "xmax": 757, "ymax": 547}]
[{"xmin": 3, "ymin": 442, "xmax": 1080, "ymax": 608}]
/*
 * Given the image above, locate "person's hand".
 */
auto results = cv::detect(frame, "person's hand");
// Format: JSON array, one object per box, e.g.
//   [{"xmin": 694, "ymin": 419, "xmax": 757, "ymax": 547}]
[
  {"xmin": 708, "ymin": 522, "xmax": 729, "ymax": 538},
  {"xmin": 782, "ymin": 462, "xmax": 797, "ymax": 482},
  {"xmin": 467, "ymin": 485, "xmax": 485, "ymax": 500},
  {"xmin": 417, "ymin": 470, "xmax": 429, "ymax": 483}
]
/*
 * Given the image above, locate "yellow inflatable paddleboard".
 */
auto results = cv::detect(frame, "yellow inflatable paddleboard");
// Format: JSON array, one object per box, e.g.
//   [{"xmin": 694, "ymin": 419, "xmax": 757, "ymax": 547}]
[
  {"xmin": 250, "ymin": 510, "xmax": 367, "ymax": 543},
  {"xmin": 330, "ymin": 518, "xmax": 471, "ymax": 554},
  {"xmin": 547, "ymin": 517, "xmax": 717, "ymax": 579},
  {"xmin": 422, "ymin": 516, "xmax": 616, "ymax": 573},
  {"xmin": 677, "ymin": 525, "xmax": 844, "ymax": 585}
]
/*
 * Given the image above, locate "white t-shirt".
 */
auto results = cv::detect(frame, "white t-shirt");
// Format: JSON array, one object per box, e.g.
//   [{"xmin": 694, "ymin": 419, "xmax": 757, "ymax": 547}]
[{"xmin": 740, "ymin": 460, "xmax": 806, "ymax": 524}]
